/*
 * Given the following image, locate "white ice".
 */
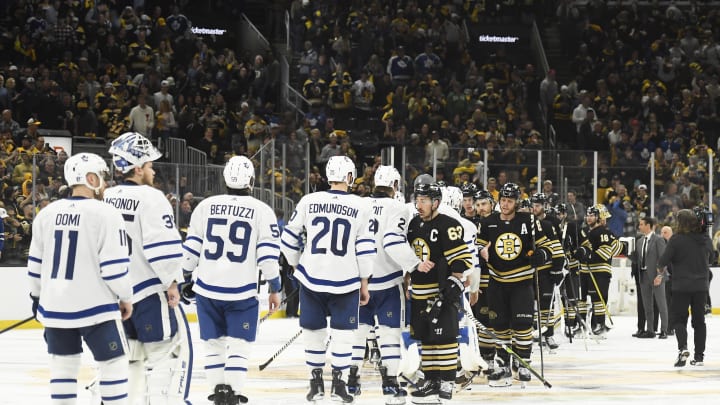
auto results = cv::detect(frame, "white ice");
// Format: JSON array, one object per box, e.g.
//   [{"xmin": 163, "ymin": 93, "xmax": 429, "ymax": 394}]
[{"xmin": 1, "ymin": 314, "xmax": 719, "ymax": 405}]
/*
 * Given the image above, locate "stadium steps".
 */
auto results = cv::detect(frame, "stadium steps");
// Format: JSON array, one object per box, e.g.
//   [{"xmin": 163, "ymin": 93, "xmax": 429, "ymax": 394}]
[{"xmin": 541, "ymin": 24, "xmax": 572, "ymax": 83}]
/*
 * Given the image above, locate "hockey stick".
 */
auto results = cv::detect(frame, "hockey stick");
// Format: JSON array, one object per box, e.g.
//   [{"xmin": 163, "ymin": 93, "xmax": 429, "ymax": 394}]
[
  {"xmin": 0, "ymin": 316, "xmax": 35, "ymax": 335},
  {"xmin": 529, "ymin": 214, "xmax": 545, "ymax": 377},
  {"xmin": 259, "ymin": 288, "xmax": 299, "ymax": 324},
  {"xmin": 564, "ymin": 270, "xmax": 599, "ymax": 345},
  {"xmin": 584, "ymin": 262, "xmax": 614, "ymax": 326},
  {"xmin": 462, "ymin": 307, "xmax": 552, "ymax": 388},
  {"xmin": 258, "ymin": 328, "xmax": 303, "ymax": 371}
]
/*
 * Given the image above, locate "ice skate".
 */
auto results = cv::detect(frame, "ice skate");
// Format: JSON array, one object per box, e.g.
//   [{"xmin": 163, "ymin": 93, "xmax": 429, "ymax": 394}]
[
  {"xmin": 488, "ymin": 365, "xmax": 512, "ymax": 387},
  {"xmin": 517, "ymin": 366, "xmax": 531, "ymax": 389},
  {"xmin": 690, "ymin": 354, "xmax": 704, "ymax": 366},
  {"xmin": 410, "ymin": 378, "xmax": 441, "ymax": 404},
  {"xmin": 544, "ymin": 336, "xmax": 559, "ymax": 350},
  {"xmin": 455, "ymin": 368, "xmax": 479, "ymax": 391},
  {"xmin": 382, "ymin": 377, "xmax": 407, "ymax": 404},
  {"xmin": 347, "ymin": 365, "xmax": 361, "ymax": 395},
  {"xmin": 331, "ymin": 369, "xmax": 355, "ymax": 403},
  {"xmin": 306, "ymin": 368, "xmax": 325, "ymax": 402},
  {"xmin": 674, "ymin": 349, "xmax": 690, "ymax": 367}
]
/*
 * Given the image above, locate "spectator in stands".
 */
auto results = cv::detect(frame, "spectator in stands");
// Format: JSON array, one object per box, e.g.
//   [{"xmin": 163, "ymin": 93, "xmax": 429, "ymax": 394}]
[
  {"xmin": 0, "ymin": 110, "xmax": 20, "ymax": 139},
  {"xmin": 128, "ymin": 94, "xmax": 155, "ymax": 137}
]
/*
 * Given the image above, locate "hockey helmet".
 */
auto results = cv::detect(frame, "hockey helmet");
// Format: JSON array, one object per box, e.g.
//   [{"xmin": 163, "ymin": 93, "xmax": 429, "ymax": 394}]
[
  {"xmin": 530, "ymin": 192, "xmax": 547, "ymax": 205},
  {"xmin": 587, "ymin": 204, "xmax": 611, "ymax": 220},
  {"xmin": 326, "ymin": 156, "xmax": 356, "ymax": 185},
  {"xmin": 519, "ymin": 198, "xmax": 532, "ymax": 210},
  {"xmin": 374, "ymin": 165, "xmax": 400, "ymax": 189},
  {"xmin": 556, "ymin": 203, "xmax": 568, "ymax": 214},
  {"xmin": 413, "ymin": 173, "xmax": 435, "ymax": 188},
  {"xmin": 414, "ymin": 182, "xmax": 442, "ymax": 201},
  {"xmin": 499, "ymin": 182, "xmax": 521, "ymax": 199},
  {"xmin": 108, "ymin": 132, "xmax": 162, "ymax": 173},
  {"xmin": 474, "ymin": 189, "xmax": 494, "ymax": 203},
  {"xmin": 441, "ymin": 186, "xmax": 463, "ymax": 211},
  {"xmin": 64, "ymin": 152, "xmax": 110, "ymax": 194},
  {"xmin": 223, "ymin": 155, "xmax": 255, "ymax": 190},
  {"xmin": 460, "ymin": 182, "xmax": 478, "ymax": 197}
]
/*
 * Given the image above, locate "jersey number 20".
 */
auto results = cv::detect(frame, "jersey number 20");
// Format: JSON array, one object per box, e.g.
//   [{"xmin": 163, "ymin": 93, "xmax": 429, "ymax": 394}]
[{"xmin": 310, "ymin": 217, "xmax": 350, "ymax": 256}]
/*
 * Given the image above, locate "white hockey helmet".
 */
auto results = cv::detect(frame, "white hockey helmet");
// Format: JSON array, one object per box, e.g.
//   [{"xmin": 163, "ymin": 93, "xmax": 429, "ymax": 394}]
[
  {"xmin": 374, "ymin": 165, "xmax": 400, "ymax": 190},
  {"xmin": 108, "ymin": 131, "xmax": 162, "ymax": 173},
  {"xmin": 441, "ymin": 186, "xmax": 463, "ymax": 212},
  {"xmin": 64, "ymin": 152, "xmax": 110, "ymax": 194},
  {"xmin": 326, "ymin": 156, "xmax": 356, "ymax": 185},
  {"xmin": 224, "ymin": 155, "xmax": 255, "ymax": 190}
]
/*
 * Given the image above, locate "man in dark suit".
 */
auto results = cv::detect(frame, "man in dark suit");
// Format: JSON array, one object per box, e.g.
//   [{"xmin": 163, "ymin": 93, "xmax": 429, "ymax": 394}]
[{"xmin": 631, "ymin": 217, "xmax": 669, "ymax": 338}]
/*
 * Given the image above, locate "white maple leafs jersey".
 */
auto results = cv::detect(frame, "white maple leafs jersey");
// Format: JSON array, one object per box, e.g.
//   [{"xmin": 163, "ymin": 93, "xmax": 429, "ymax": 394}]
[
  {"xmin": 366, "ymin": 195, "xmax": 420, "ymax": 291},
  {"xmin": 281, "ymin": 190, "xmax": 376, "ymax": 294},
  {"xmin": 182, "ymin": 194, "xmax": 281, "ymax": 301},
  {"xmin": 104, "ymin": 183, "xmax": 183, "ymax": 303},
  {"xmin": 28, "ymin": 197, "xmax": 132, "ymax": 328}
]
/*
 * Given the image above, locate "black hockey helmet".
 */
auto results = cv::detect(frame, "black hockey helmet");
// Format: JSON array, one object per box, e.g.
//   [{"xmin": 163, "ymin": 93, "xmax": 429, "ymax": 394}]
[
  {"xmin": 436, "ymin": 180, "xmax": 447, "ymax": 188},
  {"xmin": 414, "ymin": 182, "xmax": 443, "ymax": 201},
  {"xmin": 519, "ymin": 198, "xmax": 532, "ymax": 209},
  {"xmin": 499, "ymin": 182, "xmax": 520, "ymax": 199},
  {"xmin": 474, "ymin": 189, "xmax": 494, "ymax": 202},
  {"xmin": 556, "ymin": 202, "xmax": 568, "ymax": 214},
  {"xmin": 460, "ymin": 182, "xmax": 478, "ymax": 197},
  {"xmin": 530, "ymin": 192, "xmax": 547, "ymax": 205}
]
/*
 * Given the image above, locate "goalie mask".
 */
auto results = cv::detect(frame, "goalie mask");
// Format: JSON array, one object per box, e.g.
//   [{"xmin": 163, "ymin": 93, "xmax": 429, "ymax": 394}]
[{"xmin": 109, "ymin": 132, "xmax": 162, "ymax": 173}]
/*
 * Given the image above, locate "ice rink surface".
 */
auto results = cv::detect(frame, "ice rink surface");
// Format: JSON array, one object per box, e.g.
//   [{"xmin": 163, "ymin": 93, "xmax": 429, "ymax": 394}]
[{"xmin": 2, "ymin": 313, "xmax": 720, "ymax": 405}]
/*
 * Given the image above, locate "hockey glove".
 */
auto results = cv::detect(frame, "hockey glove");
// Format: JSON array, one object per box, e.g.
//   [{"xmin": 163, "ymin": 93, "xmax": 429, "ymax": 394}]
[
  {"xmin": 530, "ymin": 248, "xmax": 550, "ymax": 267},
  {"xmin": 573, "ymin": 246, "xmax": 591, "ymax": 263},
  {"xmin": 178, "ymin": 271, "xmax": 195, "ymax": 305},
  {"xmin": 30, "ymin": 294, "xmax": 39, "ymax": 320},
  {"xmin": 441, "ymin": 275, "xmax": 465, "ymax": 302}
]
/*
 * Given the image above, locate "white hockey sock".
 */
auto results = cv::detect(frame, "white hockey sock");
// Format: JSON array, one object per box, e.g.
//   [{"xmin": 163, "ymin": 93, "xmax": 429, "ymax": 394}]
[
  {"xmin": 49, "ymin": 354, "xmax": 81, "ymax": 404},
  {"xmin": 330, "ymin": 328, "xmax": 354, "ymax": 373},
  {"xmin": 97, "ymin": 356, "xmax": 129, "ymax": 403},
  {"xmin": 203, "ymin": 338, "xmax": 226, "ymax": 390},
  {"xmin": 225, "ymin": 337, "xmax": 250, "ymax": 394},
  {"xmin": 351, "ymin": 324, "xmax": 372, "ymax": 366},
  {"xmin": 377, "ymin": 325, "xmax": 402, "ymax": 376},
  {"xmin": 303, "ymin": 328, "xmax": 327, "ymax": 371}
]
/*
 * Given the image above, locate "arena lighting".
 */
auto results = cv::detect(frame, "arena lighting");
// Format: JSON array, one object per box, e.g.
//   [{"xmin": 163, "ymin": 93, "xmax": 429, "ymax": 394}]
[
  {"xmin": 191, "ymin": 27, "xmax": 227, "ymax": 36},
  {"xmin": 478, "ymin": 34, "xmax": 520, "ymax": 43}
]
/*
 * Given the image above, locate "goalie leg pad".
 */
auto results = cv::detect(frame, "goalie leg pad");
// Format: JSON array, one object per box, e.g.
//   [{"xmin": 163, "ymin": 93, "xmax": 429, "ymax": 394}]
[
  {"xmin": 126, "ymin": 339, "xmax": 146, "ymax": 404},
  {"xmin": 458, "ymin": 325, "xmax": 482, "ymax": 372},
  {"xmin": 97, "ymin": 356, "xmax": 129, "ymax": 404},
  {"xmin": 49, "ymin": 354, "xmax": 81, "ymax": 403},
  {"xmin": 144, "ymin": 335, "xmax": 187, "ymax": 404},
  {"xmin": 303, "ymin": 328, "xmax": 328, "ymax": 370},
  {"xmin": 225, "ymin": 337, "xmax": 251, "ymax": 393},
  {"xmin": 398, "ymin": 331, "xmax": 421, "ymax": 378}
]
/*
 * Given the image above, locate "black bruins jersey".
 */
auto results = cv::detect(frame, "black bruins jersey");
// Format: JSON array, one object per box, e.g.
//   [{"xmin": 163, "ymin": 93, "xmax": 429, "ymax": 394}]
[
  {"xmin": 407, "ymin": 213, "xmax": 473, "ymax": 300},
  {"xmin": 578, "ymin": 225, "xmax": 622, "ymax": 275},
  {"xmin": 476, "ymin": 211, "xmax": 550, "ymax": 283},
  {"xmin": 535, "ymin": 215, "xmax": 565, "ymax": 274}
]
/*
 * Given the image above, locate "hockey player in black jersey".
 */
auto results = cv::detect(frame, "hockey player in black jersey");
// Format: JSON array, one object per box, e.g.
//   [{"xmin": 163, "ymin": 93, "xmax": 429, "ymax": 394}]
[
  {"xmin": 555, "ymin": 203, "xmax": 582, "ymax": 337},
  {"xmin": 470, "ymin": 189, "xmax": 498, "ymax": 376},
  {"xmin": 530, "ymin": 193, "xmax": 565, "ymax": 350},
  {"xmin": 574, "ymin": 204, "xmax": 623, "ymax": 337},
  {"xmin": 477, "ymin": 183, "xmax": 554, "ymax": 387},
  {"xmin": 406, "ymin": 182, "xmax": 474, "ymax": 403}
]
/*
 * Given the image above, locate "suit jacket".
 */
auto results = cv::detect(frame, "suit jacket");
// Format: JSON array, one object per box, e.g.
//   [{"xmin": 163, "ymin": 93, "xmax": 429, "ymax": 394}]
[{"xmin": 631, "ymin": 233, "xmax": 666, "ymax": 284}]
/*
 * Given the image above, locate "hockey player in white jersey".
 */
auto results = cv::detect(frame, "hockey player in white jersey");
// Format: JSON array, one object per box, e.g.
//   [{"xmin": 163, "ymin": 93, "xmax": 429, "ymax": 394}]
[
  {"xmin": 28, "ymin": 152, "xmax": 133, "ymax": 404},
  {"xmin": 348, "ymin": 166, "xmax": 420, "ymax": 404},
  {"xmin": 439, "ymin": 186, "xmax": 483, "ymax": 388},
  {"xmin": 280, "ymin": 155, "xmax": 376, "ymax": 404},
  {"xmin": 182, "ymin": 156, "xmax": 282, "ymax": 404},
  {"xmin": 105, "ymin": 132, "xmax": 188, "ymax": 404}
]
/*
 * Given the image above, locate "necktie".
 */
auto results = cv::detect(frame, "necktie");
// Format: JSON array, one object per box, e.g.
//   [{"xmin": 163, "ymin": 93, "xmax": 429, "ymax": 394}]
[{"xmin": 641, "ymin": 236, "xmax": 648, "ymax": 270}]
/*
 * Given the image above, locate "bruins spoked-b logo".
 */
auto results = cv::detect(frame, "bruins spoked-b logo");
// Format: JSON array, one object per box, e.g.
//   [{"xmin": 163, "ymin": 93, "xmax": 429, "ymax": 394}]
[
  {"xmin": 494, "ymin": 232, "xmax": 522, "ymax": 260},
  {"xmin": 411, "ymin": 238, "xmax": 431, "ymax": 261}
]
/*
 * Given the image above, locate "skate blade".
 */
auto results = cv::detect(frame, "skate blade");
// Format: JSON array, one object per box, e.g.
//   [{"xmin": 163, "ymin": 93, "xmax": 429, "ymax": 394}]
[
  {"xmin": 410, "ymin": 394, "xmax": 441, "ymax": 404},
  {"xmin": 488, "ymin": 379, "xmax": 512, "ymax": 388}
]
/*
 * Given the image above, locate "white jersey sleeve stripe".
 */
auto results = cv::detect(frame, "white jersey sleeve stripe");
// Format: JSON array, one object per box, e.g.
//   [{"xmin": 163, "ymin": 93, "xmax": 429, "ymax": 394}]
[
  {"xmin": 257, "ymin": 242, "xmax": 280, "ymax": 249},
  {"xmin": 281, "ymin": 240, "xmax": 301, "ymax": 251},
  {"xmin": 196, "ymin": 278, "xmax": 255, "ymax": 294},
  {"xmin": 186, "ymin": 235, "xmax": 202, "ymax": 244},
  {"xmin": 102, "ymin": 270, "xmax": 128, "ymax": 281},
  {"xmin": 28, "ymin": 255, "xmax": 41, "ymax": 264},
  {"xmin": 182, "ymin": 244, "xmax": 201, "ymax": 257},
  {"xmin": 370, "ymin": 270, "xmax": 403, "ymax": 284},
  {"xmin": 147, "ymin": 252, "xmax": 183, "ymax": 263},
  {"xmin": 133, "ymin": 278, "xmax": 162, "ymax": 295},
  {"xmin": 28, "ymin": 271, "xmax": 40, "ymax": 278},
  {"xmin": 257, "ymin": 254, "xmax": 279, "ymax": 263},
  {"xmin": 143, "ymin": 240, "xmax": 183, "ymax": 249},
  {"xmin": 384, "ymin": 240, "xmax": 407, "ymax": 248},
  {"xmin": 100, "ymin": 258, "xmax": 130, "ymax": 267}
]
